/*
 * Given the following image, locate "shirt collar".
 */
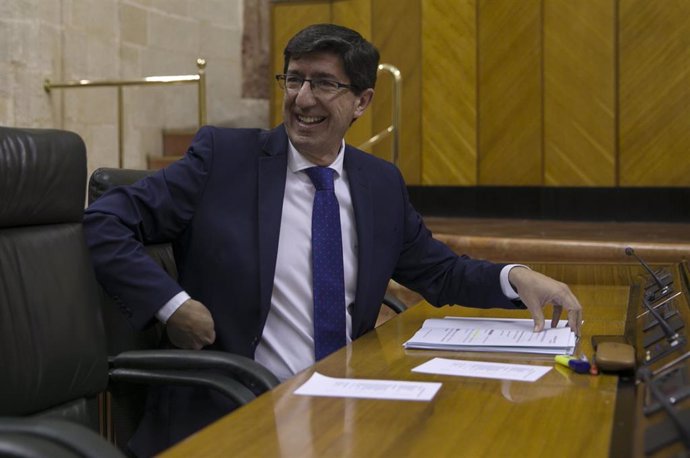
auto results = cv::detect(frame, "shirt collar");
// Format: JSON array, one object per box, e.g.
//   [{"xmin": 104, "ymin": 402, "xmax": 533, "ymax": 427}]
[{"xmin": 287, "ymin": 139, "xmax": 345, "ymax": 178}]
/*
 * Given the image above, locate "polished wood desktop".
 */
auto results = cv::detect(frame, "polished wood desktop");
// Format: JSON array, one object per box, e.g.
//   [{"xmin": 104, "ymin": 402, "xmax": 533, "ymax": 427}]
[{"xmin": 162, "ymin": 279, "xmax": 631, "ymax": 457}]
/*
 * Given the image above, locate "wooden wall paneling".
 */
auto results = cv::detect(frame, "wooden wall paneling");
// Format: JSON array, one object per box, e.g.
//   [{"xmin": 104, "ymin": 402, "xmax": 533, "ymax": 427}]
[
  {"xmin": 477, "ymin": 0, "xmax": 542, "ymax": 185},
  {"xmin": 332, "ymin": 0, "xmax": 375, "ymax": 150},
  {"xmin": 269, "ymin": 2, "xmax": 332, "ymax": 128},
  {"xmin": 421, "ymin": 0, "xmax": 477, "ymax": 185},
  {"xmin": 372, "ymin": 0, "xmax": 422, "ymax": 184},
  {"xmin": 619, "ymin": 0, "xmax": 690, "ymax": 186},
  {"xmin": 543, "ymin": 0, "xmax": 616, "ymax": 186}
]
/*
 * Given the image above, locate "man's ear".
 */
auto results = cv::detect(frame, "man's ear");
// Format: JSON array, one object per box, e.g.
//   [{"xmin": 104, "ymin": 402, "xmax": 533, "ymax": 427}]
[{"xmin": 353, "ymin": 88, "xmax": 375, "ymax": 119}]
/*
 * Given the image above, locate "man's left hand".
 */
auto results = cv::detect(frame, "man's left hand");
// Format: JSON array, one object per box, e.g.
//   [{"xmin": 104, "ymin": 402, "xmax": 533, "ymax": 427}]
[{"xmin": 508, "ymin": 267, "xmax": 583, "ymax": 336}]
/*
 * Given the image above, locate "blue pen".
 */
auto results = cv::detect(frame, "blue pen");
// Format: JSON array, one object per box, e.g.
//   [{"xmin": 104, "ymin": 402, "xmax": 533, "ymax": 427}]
[{"xmin": 554, "ymin": 355, "xmax": 591, "ymax": 374}]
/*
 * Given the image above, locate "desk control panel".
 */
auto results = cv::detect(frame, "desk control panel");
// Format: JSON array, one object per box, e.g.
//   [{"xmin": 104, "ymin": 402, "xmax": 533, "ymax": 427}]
[{"xmin": 624, "ymin": 252, "xmax": 690, "ymax": 457}]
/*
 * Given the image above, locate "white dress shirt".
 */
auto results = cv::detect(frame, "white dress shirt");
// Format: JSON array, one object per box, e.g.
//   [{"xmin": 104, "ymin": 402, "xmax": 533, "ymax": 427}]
[{"xmin": 253, "ymin": 140, "xmax": 358, "ymax": 380}]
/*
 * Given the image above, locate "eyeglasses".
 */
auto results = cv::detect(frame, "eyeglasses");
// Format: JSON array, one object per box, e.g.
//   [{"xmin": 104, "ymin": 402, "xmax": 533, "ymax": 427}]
[{"xmin": 275, "ymin": 74, "xmax": 356, "ymax": 97}]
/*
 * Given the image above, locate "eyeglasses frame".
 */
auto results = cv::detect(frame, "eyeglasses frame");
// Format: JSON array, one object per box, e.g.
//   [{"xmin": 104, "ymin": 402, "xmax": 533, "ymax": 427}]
[{"xmin": 275, "ymin": 74, "xmax": 358, "ymax": 96}]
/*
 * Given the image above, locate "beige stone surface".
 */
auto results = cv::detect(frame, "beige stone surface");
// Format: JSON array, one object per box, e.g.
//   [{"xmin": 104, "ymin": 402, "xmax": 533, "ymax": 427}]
[
  {"xmin": 1, "ymin": 0, "xmax": 269, "ymax": 178},
  {"xmin": 120, "ymin": 4, "xmax": 148, "ymax": 46}
]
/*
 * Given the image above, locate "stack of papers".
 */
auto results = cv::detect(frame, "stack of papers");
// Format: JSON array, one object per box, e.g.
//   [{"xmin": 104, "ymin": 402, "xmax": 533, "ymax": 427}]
[{"xmin": 403, "ymin": 317, "xmax": 576, "ymax": 355}]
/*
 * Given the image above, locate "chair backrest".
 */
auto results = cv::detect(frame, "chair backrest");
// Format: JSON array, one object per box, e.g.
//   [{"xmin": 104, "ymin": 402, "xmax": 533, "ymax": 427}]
[
  {"xmin": 0, "ymin": 127, "xmax": 109, "ymax": 430},
  {"xmin": 88, "ymin": 168, "xmax": 154, "ymax": 204}
]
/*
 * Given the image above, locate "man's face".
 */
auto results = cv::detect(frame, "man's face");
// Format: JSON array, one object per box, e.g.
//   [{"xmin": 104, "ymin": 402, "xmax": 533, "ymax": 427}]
[{"xmin": 282, "ymin": 52, "xmax": 373, "ymax": 165}]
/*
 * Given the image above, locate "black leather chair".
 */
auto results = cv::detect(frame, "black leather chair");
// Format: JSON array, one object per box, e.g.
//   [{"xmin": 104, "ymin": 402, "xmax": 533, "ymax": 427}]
[
  {"xmin": 0, "ymin": 127, "xmax": 277, "ymax": 456},
  {"xmin": 0, "ymin": 127, "xmax": 128, "ymax": 457}
]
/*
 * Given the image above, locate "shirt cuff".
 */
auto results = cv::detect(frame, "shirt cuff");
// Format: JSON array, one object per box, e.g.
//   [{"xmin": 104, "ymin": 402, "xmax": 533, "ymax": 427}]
[
  {"xmin": 499, "ymin": 264, "xmax": 530, "ymax": 299},
  {"xmin": 155, "ymin": 290, "xmax": 191, "ymax": 323}
]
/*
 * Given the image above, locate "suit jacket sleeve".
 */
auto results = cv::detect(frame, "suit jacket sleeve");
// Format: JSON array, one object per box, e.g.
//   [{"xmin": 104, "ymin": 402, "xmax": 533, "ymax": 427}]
[
  {"xmin": 390, "ymin": 170, "xmax": 518, "ymax": 310},
  {"xmin": 83, "ymin": 126, "xmax": 215, "ymax": 329}
]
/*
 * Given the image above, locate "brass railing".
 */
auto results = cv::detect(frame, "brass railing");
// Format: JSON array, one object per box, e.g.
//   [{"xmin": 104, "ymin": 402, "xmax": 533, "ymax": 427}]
[
  {"xmin": 358, "ymin": 63, "xmax": 402, "ymax": 166},
  {"xmin": 44, "ymin": 59, "xmax": 207, "ymax": 168}
]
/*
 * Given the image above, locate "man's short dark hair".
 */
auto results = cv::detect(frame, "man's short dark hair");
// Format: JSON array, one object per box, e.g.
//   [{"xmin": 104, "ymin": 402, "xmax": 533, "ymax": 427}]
[{"xmin": 283, "ymin": 24, "xmax": 380, "ymax": 94}]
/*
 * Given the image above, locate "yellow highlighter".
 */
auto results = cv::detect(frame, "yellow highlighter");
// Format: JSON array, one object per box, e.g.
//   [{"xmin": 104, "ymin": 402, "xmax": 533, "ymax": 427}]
[{"xmin": 554, "ymin": 355, "xmax": 591, "ymax": 374}]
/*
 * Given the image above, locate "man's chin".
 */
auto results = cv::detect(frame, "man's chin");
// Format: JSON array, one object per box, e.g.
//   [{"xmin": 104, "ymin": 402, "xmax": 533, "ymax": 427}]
[
  {"xmin": 294, "ymin": 143, "xmax": 320, "ymax": 158},
  {"xmin": 288, "ymin": 132, "xmax": 319, "ymax": 152}
]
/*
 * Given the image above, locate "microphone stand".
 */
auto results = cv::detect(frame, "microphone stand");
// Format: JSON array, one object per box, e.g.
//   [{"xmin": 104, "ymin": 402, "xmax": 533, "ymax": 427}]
[
  {"xmin": 642, "ymin": 297, "xmax": 680, "ymax": 344},
  {"xmin": 639, "ymin": 367, "xmax": 690, "ymax": 450}
]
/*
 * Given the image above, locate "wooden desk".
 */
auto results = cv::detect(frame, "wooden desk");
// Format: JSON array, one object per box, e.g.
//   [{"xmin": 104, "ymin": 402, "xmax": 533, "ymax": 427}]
[{"xmin": 162, "ymin": 283, "xmax": 629, "ymax": 457}]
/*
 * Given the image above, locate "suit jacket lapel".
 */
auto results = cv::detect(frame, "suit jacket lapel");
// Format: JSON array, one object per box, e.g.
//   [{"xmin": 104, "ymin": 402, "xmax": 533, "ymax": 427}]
[
  {"xmin": 257, "ymin": 126, "xmax": 288, "ymax": 326},
  {"xmin": 344, "ymin": 146, "xmax": 373, "ymax": 336}
]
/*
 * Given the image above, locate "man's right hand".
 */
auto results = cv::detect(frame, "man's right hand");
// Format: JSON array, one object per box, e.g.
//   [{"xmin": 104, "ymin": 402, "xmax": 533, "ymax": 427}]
[{"xmin": 166, "ymin": 298, "xmax": 216, "ymax": 350}]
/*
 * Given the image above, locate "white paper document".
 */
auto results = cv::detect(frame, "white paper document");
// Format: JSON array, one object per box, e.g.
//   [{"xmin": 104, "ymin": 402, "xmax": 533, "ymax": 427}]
[
  {"xmin": 403, "ymin": 317, "xmax": 576, "ymax": 355},
  {"xmin": 412, "ymin": 357, "xmax": 552, "ymax": 382},
  {"xmin": 294, "ymin": 372, "xmax": 442, "ymax": 401}
]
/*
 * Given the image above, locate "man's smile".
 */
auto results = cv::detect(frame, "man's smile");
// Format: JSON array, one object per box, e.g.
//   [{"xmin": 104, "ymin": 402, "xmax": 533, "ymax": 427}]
[{"xmin": 296, "ymin": 114, "xmax": 326, "ymax": 126}]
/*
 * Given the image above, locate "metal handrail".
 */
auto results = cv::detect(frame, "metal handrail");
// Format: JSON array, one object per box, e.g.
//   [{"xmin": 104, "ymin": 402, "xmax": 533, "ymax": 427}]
[
  {"xmin": 357, "ymin": 63, "xmax": 401, "ymax": 166},
  {"xmin": 44, "ymin": 59, "xmax": 207, "ymax": 168}
]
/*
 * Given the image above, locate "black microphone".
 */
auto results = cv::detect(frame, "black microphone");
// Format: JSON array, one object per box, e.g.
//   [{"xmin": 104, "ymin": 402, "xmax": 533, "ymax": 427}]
[{"xmin": 625, "ymin": 247, "xmax": 672, "ymax": 300}]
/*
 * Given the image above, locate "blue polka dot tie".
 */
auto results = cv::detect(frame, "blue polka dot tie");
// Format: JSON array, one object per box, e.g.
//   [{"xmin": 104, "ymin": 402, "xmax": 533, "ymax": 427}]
[{"xmin": 305, "ymin": 166, "xmax": 346, "ymax": 360}]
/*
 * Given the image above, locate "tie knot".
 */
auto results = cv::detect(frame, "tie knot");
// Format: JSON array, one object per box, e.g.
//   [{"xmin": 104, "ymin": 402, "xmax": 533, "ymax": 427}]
[{"xmin": 305, "ymin": 166, "xmax": 335, "ymax": 191}]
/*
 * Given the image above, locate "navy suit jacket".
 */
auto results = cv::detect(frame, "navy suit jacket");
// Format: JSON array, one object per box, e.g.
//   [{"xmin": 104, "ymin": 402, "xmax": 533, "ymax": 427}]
[{"xmin": 84, "ymin": 125, "xmax": 522, "ymax": 455}]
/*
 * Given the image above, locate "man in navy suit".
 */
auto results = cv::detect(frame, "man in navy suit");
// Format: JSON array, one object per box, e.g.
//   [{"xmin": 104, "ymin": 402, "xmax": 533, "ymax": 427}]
[{"xmin": 84, "ymin": 23, "xmax": 582, "ymax": 456}]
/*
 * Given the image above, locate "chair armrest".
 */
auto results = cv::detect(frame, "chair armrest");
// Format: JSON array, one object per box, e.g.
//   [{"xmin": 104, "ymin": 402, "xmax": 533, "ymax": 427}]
[
  {"xmin": 0, "ymin": 417, "xmax": 124, "ymax": 458},
  {"xmin": 110, "ymin": 350, "xmax": 280, "ymax": 395},
  {"xmin": 0, "ymin": 432, "xmax": 74, "ymax": 458},
  {"xmin": 382, "ymin": 293, "xmax": 407, "ymax": 314},
  {"xmin": 109, "ymin": 368, "xmax": 256, "ymax": 406}
]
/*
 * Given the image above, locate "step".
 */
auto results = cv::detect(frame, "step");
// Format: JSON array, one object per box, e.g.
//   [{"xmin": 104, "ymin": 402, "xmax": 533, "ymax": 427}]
[{"xmin": 162, "ymin": 129, "xmax": 196, "ymax": 156}]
